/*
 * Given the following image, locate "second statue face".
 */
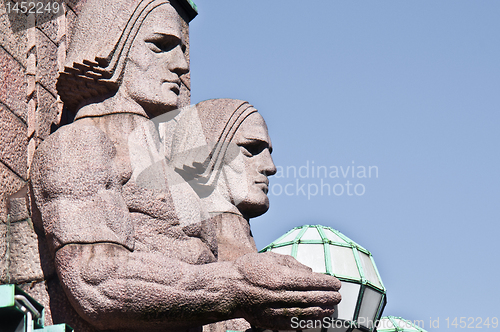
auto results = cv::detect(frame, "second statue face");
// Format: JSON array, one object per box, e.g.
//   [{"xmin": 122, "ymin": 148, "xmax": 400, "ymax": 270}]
[
  {"xmin": 226, "ymin": 112, "xmax": 277, "ymax": 218},
  {"xmin": 122, "ymin": 3, "xmax": 189, "ymax": 116}
]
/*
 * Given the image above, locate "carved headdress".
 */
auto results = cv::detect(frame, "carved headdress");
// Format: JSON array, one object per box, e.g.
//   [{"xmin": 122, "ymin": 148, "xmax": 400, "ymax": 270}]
[
  {"xmin": 169, "ymin": 99, "xmax": 257, "ymax": 204},
  {"xmin": 57, "ymin": 0, "xmax": 195, "ymax": 113},
  {"xmin": 196, "ymin": 98, "xmax": 258, "ymax": 182}
]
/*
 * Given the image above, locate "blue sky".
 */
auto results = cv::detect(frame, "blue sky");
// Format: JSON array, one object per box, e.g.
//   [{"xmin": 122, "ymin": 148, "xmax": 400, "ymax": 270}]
[{"xmin": 189, "ymin": 1, "xmax": 500, "ymax": 331}]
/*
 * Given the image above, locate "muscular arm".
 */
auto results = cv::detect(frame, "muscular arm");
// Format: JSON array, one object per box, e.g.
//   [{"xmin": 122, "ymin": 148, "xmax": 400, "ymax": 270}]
[
  {"xmin": 31, "ymin": 122, "xmax": 341, "ymax": 330},
  {"xmin": 56, "ymin": 243, "xmax": 242, "ymax": 329},
  {"xmin": 56, "ymin": 244, "xmax": 340, "ymax": 330}
]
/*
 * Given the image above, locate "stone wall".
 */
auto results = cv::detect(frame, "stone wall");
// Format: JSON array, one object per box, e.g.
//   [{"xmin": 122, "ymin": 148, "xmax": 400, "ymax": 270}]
[
  {"xmin": 1, "ymin": 1, "xmax": 80, "ymax": 324},
  {"xmin": 0, "ymin": 0, "xmax": 192, "ymax": 325}
]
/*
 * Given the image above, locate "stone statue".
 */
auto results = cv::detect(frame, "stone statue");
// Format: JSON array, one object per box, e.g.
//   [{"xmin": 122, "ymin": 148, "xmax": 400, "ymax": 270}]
[
  {"xmin": 165, "ymin": 99, "xmax": 277, "ymax": 263},
  {"xmin": 30, "ymin": 0, "xmax": 341, "ymax": 331}
]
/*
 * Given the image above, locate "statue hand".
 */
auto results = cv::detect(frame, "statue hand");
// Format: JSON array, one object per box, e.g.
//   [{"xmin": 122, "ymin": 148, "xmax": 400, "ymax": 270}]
[{"xmin": 234, "ymin": 252, "xmax": 341, "ymax": 330}]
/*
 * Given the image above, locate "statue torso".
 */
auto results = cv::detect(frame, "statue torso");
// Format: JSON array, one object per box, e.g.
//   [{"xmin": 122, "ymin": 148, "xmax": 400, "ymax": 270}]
[{"xmin": 44, "ymin": 113, "xmax": 217, "ymax": 265}]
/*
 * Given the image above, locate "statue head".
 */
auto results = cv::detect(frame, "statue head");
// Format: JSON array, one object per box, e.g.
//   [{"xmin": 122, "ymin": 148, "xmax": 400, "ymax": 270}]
[
  {"xmin": 57, "ymin": 0, "xmax": 194, "ymax": 117},
  {"xmin": 169, "ymin": 99, "xmax": 277, "ymax": 219},
  {"xmin": 225, "ymin": 110, "xmax": 277, "ymax": 218}
]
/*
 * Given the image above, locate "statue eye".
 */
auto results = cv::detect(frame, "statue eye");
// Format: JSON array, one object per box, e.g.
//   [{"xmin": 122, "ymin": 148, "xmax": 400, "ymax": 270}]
[
  {"xmin": 240, "ymin": 142, "xmax": 266, "ymax": 157},
  {"xmin": 146, "ymin": 35, "xmax": 181, "ymax": 53},
  {"xmin": 146, "ymin": 41, "xmax": 163, "ymax": 53},
  {"xmin": 239, "ymin": 146, "xmax": 252, "ymax": 157}
]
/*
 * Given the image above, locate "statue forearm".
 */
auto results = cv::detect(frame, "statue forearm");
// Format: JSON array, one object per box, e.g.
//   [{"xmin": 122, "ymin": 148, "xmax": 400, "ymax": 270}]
[
  {"xmin": 56, "ymin": 242, "xmax": 244, "ymax": 330},
  {"xmin": 56, "ymin": 242, "xmax": 342, "ymax": 331}
]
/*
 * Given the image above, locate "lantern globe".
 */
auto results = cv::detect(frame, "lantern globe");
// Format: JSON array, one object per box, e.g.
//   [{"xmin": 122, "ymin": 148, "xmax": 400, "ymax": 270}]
[{"xmin": 260, "ymin": 225, "xmax": 387, "ymax": 332}]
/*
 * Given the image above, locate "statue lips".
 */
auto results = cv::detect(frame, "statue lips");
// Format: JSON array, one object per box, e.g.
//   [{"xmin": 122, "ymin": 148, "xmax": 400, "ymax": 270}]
[
  {"xmin": 163, "ymin": 80, "xmax": 181, "ymax": 95},
  {"xmin": 254, "ymin": 179, "xmax": 269, "ymax": 194}
]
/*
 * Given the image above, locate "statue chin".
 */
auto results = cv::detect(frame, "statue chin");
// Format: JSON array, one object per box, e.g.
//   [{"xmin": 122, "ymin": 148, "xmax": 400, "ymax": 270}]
[{"xmin": 237, "ymin": 199, "xmax": 270, "ymax": 219}]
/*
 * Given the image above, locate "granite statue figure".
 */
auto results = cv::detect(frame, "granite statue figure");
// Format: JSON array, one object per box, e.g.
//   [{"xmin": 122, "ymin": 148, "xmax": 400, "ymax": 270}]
[
  {"xmin": 165, "ymin": 99, "xmax": 277, "ymax": 262},
  {"xmin": 30, "ymin": 0, "xmax": 342, "ymax": 331}
]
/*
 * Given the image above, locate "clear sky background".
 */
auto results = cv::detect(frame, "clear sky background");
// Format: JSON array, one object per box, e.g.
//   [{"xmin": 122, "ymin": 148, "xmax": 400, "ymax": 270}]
[{"xmin": 188, "ymin": 1, "xmax": 500, "ymax": 331}]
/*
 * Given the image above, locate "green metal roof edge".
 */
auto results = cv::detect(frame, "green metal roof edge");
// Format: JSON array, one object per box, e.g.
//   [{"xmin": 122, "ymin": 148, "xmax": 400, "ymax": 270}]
[
  {"xmin": 0, "ymin": 284, "xmax": 75, "ymax": 331},
  {"xmin": 0, "ymin": 284, "xmax": 46, "ymax": 328},
  {"xmin": 39, "ymin": 323, "xmax": 74, "ymax": 332},
  {"xmin": 0, "ymin": 284, "xmax": 42, "ymax": 310},
  {"xmin": 178, "ymin": 0, "xmax": 198, "ymax": 22},
  {"xmin": 0, "ymin": 284, "xmax": 16, "ymax": 308}
]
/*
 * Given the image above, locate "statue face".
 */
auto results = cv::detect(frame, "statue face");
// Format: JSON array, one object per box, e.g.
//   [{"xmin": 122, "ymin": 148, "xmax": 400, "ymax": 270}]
[
  {"xmin": 226, "ymin": 112, "xmax": 277, "ymax": 218},
  {"xmin": 121, "ymin": 4, "xmax": 189, "ymax": 117}
]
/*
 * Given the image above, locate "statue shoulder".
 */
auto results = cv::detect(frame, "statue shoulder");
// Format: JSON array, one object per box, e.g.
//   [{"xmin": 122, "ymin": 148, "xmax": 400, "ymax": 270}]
[
  {"xmin": 35, "ymin": 121, "xmax": 116, "ymax": 161},
  {"xmin": 31, "ymin": 121, "xmax": 119, "ymax": 199},
  {"xmin": 30, "ymin": 121, "xmax": 135, "ymax": 253}
]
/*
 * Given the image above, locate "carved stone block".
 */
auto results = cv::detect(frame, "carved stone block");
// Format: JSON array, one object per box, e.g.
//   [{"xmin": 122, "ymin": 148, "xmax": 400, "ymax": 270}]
[
  {"xmin": 0, "ymin": 162, "xmax": 25, "ymax": 223},
  {"xmin": 0, "ymin": 46, "xmax": 27, "ymax": 122},
  {"xmin": 0, "ymin": 222, "xmax": 7, "ymax": 282},
  {"xmin": 0, "ymin": 105, "xmax": 28, "ymax": 180},
  {"xmin": 36, "ymin": 28, "xmax": 59, "ymax": 97},
  {"xmin": 64, "ymin": 7, "xmax": 77, "ymax": 48},
  {"xmin": 0, "ymin": 2, "xmax": 28, "ymax": 66},
  {"xmin": 37, "ymin": 13, "xmax": 59, "ymax": 44},
  {"xmin": 36, "ymin": 84, "xmax": 59, "ymax": 140},
  {"xmin": 7, "ymin": 219, "xmax": 43, "ymax": 284},
  {"xmin": 8, "ymin": 197, "xmax": 29, "ymax": 223},
  {"xmin": 65, "ymin": 0, "xmax": 88, "ymax": 16}
]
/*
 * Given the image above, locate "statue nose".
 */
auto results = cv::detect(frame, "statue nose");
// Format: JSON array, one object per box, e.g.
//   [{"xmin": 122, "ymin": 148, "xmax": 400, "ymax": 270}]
[
  {"xmin": 168, "ymin": 45, "xmax": 189, "ymax": 77},
  {"xmin": 261, "ymin": 150, "xmax": 277, "ymax": 176}
]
